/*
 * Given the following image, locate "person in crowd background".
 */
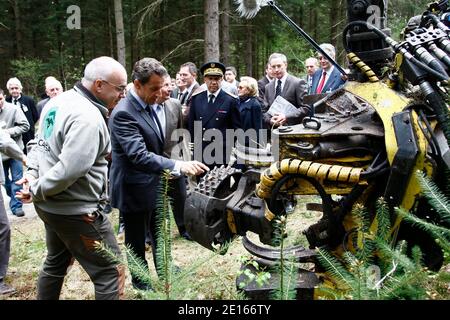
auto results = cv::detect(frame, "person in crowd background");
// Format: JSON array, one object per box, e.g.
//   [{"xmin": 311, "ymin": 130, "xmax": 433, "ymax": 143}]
[
  {"xmin": 263, "ymin": 53, "xmax": 310, "ymax": 128},
  {"xmin": 310, "ymin": 43, "xmax": 346, "ymax": 94},
  {"xmin": 0, "ymin": 89, "xmax": 29, "ymax": 217},
  {"xmin": 5, "ymin": 78, "xmax": 39, "ymax": 154},
  {"xmin": 36, "ymin": 77, "xmax": 63, "ymax": 117}
]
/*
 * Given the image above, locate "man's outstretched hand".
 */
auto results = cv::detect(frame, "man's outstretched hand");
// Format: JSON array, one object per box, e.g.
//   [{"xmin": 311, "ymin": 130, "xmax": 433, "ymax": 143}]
[{"xmin": 179, "ymin": 161, "xmax": 209, "ymax": 176}]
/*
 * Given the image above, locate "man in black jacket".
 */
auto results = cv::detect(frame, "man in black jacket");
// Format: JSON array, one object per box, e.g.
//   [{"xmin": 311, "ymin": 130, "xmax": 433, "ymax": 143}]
[{"xmin": 5, "ymin": 77, "xmax": 39, "ymax": 153}]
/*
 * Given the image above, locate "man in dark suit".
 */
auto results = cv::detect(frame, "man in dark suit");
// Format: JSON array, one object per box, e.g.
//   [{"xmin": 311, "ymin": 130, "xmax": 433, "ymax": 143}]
[
  {"xmin": 257, "ymin": 63, "xmax": 274, "ymax": 99},
  {"xmin": 5, "ymin": 77, "xmax": 39, "ymax": 153},
  {"xmin": 109, "ymin": 58, "xmax": 208, "ymax": 290},
  {"xmin": 155, "ymin": 74, "xmax": 192, "ymax": 241},
  {"xmin": 263, "ymin": 53, "xmax": 310, "ymax": 127},
  {"xmin": 178, "ymin": 62, "xmax": 200, "ymax": 126},
  {"xmin": 188, "ymin": 61, "xmax": 242, "ymax": 169},
  {"xmin": 310, "ymin": 43, "xmax": 346, "ymax": 94}
]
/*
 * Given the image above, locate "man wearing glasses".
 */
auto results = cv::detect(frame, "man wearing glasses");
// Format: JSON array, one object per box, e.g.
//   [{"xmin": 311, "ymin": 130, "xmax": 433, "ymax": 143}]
[{"xmin": 17, "ymin": 56, "xmax": 127, "ymax": 300}]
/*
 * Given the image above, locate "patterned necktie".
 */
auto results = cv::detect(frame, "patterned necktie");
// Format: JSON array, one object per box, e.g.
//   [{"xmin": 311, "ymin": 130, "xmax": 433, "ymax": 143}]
[
  {"xmin": 316, "ymin": 71, "xmax": 327, "ymax": 94},
  {"xmin": 180, "ymin": 91, "xmax": 188, "ymax": 105},
  {"xmin": 275, "ymin": 79, "xmax": 282, "ymax": 98},
  {"xmin": 146, "ymin": 105, "xmax": 164, "ymax": 141}
]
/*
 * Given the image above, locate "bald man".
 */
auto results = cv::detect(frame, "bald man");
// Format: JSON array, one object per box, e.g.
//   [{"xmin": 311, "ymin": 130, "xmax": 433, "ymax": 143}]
[
  {"xmin": 36, "ymin": 78, "xmax": 64, "ymax": 117},
  {"xmin": 305, "ymin": 57, "xmax": 319, "ymax": 94},
  {"xmin": 17, "ymin": 56, "xmax": 127, "ymax": 300}
]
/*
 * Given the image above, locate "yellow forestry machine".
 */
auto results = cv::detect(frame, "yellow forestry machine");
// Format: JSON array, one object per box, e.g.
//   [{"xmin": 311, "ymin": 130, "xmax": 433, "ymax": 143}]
[{"xmin": 185, "ymin": 0, "xmax": 450, "ymax": 299}]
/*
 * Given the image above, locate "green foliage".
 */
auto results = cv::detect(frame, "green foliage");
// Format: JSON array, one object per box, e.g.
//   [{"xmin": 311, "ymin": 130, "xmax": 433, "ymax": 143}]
[
  {"xmin": 270, "ymin": 215, "xmax": 298, "ymax": 300},
  {"xmin": 154, "ymin": 170, "xmax": 174, "ymax": 297},
  {"xmin": 317, "ymin": 199, "xmax": 436, "ymax": 300},
  {"xmin": 317, "ymin": 169, "xmax": 450, "ymax": 300},
  {"xmin": 415, "ymin": 172, "xmax": 450, "ymax": 222},
  {"xmin": 98, "ymin": 170, "xmax": 235, "ymax": 300},
  {"xmin": 236, "ymin": 257, "xmax": 271, "ymax": 289},
  {"xmin": 10, "ymin": 58, "xmax": 45, "ymax": 98}
]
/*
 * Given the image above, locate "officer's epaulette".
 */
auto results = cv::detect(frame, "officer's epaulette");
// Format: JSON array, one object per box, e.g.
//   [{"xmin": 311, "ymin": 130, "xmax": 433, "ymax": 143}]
[
  {"xmin": 222, "ymin": 89, "xmax": 238, "ymax": 99},
  {"xmin": 191, "ymin": 87, "xmax": 207, "ymax": 97}
]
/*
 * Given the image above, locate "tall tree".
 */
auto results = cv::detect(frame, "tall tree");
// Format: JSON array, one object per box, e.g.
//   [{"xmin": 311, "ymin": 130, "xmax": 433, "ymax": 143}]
[
  {"xmin": 11, "ymin": 0, "xmax": 23, "ymax": 57},
  {"xmin": 204, "ymin": 0, "xmax": 219, "ymax": 61},
  {"xmin": 330, "ymin": 0, "xmax": 339, "ymax": 47},
  {"xmin": 114, "ymin": 0, "xmax": 126, "ymax": 68},
  {"xmin": 245, "ymin": 21, "xmax": 253, "ymax": 76},
  {"xmin": 221, "ymin": 0, "xmax": 230, "ymax": 65}
]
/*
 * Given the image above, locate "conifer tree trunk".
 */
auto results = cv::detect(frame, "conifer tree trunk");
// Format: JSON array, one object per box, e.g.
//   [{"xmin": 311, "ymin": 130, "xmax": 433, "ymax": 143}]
[
  {"xmin": 221, "ymin": 0, "xmax": 230, "ymax": 65},
  {"xmin": 12, "ymin": 0, "xmax": 23, "ymax": 57},
  {"xmin": 330, "ymin": 0, "xmax": 339, "ymax": 47},
  {"xmin": 204, "ymin": 0, "xmax": 220, "ymax": 62},
  {"xmin": 114, "ymin": 0, "xmax": 126, "ymax": 68},
  {"xmin": 245, "ymin": 21, "xmax": 253, "ymax": 76}
]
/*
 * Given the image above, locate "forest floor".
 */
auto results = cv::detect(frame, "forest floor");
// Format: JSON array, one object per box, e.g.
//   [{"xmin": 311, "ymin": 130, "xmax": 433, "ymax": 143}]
[
  {"xmin": 1, "ymin": 192, "xmax": 322, "ymax": 300},
  {"xmin": 2, "ymin": 191, "xmax": 449, "ymax": 300}
]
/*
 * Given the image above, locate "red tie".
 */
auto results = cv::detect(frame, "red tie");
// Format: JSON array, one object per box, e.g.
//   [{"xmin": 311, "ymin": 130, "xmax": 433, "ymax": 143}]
[{"xmin": 316, "ymin": 71, "xmax": 327, "ymax": 94}]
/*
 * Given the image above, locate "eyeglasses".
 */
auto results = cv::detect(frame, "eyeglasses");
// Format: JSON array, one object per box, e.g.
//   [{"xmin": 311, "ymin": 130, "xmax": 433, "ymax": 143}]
[{"xmin": 101, "ymin": 80, "xmax": 127, "ymax": 93}]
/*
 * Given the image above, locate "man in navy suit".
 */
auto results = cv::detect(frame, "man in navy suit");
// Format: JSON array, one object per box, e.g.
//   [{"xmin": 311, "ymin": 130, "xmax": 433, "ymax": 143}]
[
  {"xmin": 188, "ymin": 61, "xmax": 241, "ymax": 169},
  {"xmin": 109, "ymin": 58, "xmax": 208, "ymax": 290},
  {"xmin": 310, "ymin": 43, "xmax": 346, "ymax": 94}
]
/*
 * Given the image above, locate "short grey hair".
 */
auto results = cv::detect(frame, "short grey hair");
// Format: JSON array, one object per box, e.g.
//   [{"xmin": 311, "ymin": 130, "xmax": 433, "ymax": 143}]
[
  {"xmin": 6, "ymin": 77, "xmax": 22, "ymax": 90},
  {"xmin": 46, "ymin": 79, "xmax": 63, "ymax": 90},
  {"xmin": 318, "ymin": 43, "xmax": 336, "ymax": 59},
  {"xmin": 268, "ymin": 53, "xmax": 287, "ymax": 64},
  {"xmin": 132, "ymin": 58, "xmax": 168, "ymax": 85},
  {"xmin": 83, "ymin": 56, "xmax": 126, "ymax": 83},
  {"xmin": 225, "ymin": 66, "xmax": 237, "ymax": 76},
  {"xmin": 180, "ymin": 62, "xmax": 197, "ymax": 76}
]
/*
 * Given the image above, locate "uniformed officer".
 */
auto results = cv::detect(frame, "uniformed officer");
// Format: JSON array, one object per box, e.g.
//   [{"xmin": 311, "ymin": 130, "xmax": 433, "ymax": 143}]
[{"xmin": 188, "ymin": 61, "xmax": 241, "ymax": 169}]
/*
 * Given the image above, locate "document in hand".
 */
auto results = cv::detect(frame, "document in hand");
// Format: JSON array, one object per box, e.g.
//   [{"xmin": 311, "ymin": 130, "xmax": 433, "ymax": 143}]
[{"xmin": 266, "ymin": 95, "xmax": 299, "ymax": 118}]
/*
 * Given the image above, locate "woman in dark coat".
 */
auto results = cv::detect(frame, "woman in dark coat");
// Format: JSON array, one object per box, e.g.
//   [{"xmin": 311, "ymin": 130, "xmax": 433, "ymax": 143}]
[{"xmin": 238, "ymin": 76, "xmax": 263, "ymax": 146}]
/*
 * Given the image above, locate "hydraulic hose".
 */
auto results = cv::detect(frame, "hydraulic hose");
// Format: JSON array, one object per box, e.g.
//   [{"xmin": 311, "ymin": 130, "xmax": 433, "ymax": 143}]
[{"xmin": 343, "ymin": 21, "xmax": 450, "ymax": 82}]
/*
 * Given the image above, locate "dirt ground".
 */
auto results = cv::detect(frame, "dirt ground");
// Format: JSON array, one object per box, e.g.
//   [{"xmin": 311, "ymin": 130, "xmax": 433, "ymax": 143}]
[{"xmin": 1, "ymin": 192, "xmax": 321, "ymax": 300}]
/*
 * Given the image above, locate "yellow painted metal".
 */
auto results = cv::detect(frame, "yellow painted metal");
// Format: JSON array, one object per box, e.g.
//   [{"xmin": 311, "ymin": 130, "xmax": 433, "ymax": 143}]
[
  {"xmin": 227, "ymin": 209, "xmax": 237, "ymax": 234},
  {"xmin": 345, "ymin": 81, "xmax": 411, "ymax": 165}
]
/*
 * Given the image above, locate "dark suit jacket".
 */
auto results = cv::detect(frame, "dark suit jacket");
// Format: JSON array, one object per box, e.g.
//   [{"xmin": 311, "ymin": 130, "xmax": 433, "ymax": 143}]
[
  {"xmin": 163, "ymin": 98, "xmax": 189, "ymax": 161},
  {"xmin": 188, "ymin": 89, "xmax": 241, "ymax": 166},
  {"xmin": 310, "ymin": 67, "xmax": 346, "ymax": 94},
  {"xmin": 109, "ymin": 94, "xmax": 176, "ymax": 213},
  {"xmin": 257, "ymin": 76, "xmax": 270, "ymax": 100},
  {"xmin": 6, "ymin": 95, "xmax": 39, "ymax": 149},
  {"xmin": 263, "ymin": 74, "xmax": 310, "ymax": 126}
]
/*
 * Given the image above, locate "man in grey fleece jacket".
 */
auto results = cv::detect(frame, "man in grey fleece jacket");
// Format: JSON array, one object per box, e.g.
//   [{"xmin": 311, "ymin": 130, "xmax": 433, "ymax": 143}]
[{"xmin": 17, "ymin": 56, "xmax": 127, "ymax": 300}]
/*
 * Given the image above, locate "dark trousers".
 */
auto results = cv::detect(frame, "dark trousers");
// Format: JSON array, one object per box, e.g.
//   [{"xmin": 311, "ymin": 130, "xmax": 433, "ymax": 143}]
[
  {"xmin": 122, "ymin": 209, "xmax": 158, "ymax": 286},
  {"xmin": 0, "ymin": 192, "xmax": 10, "ymax": 280},
  {"xmin": 36, "ymin": 207, "xmax": 123, "ymax": 300},
  {"xmin": 169, "ymin": 177, "xmax": 187, "ymax": 235}
]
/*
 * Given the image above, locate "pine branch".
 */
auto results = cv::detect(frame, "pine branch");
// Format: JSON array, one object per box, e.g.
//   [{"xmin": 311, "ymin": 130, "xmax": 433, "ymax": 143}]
[
  {"xmin": 416, "ymin": 172, "xmax": 450, "ymax": 221},
  {"xmin": 397, "ymin": 208, "xmax": 450, "ymax": 253},
  {"xmin": 317, "ymin": 249, "xmax": 356, "ymax": 291},
  {"xmin": 376, "ymin": 240, "xmax": 415, "ymax": 271},
  {"xmin": 376, "ymin": 198, "xmax": 391, "ymax": 241}
]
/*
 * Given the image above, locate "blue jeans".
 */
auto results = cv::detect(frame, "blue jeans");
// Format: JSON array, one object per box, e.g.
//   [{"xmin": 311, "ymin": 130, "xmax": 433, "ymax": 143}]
[{"xmin": 2, "ymin": 159, "xmax": 23, "ymax": 214}]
